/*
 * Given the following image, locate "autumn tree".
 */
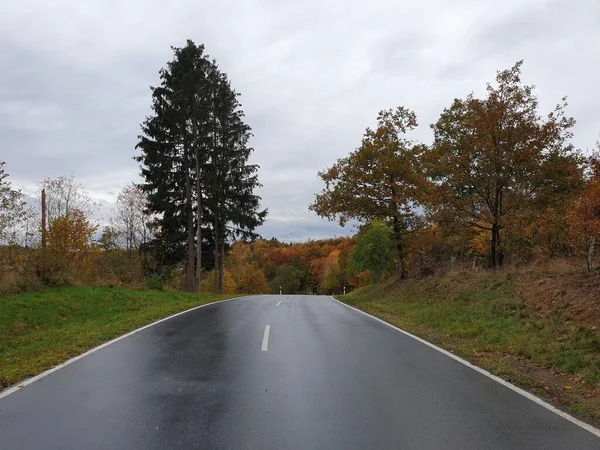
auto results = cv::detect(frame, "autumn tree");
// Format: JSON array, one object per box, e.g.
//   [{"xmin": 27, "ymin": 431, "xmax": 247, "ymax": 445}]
[
  {"xmin": 224, "ymin": 241, "xmax": 268, "ymax": 293},
  {"xmin": 249, "ymin": 239, "xmax": 278, "ymax": 280},
  {"xmin": 223, "ymin": 270, "xmax": 237, "ymax": 294},
  {"xmin": 319, "ymin": 250, "xmax": 343, "ymax": 293},
  {"xmin": 427, "ymin": 61, "xmax": 577, "ymax": 268},
  {"xmin": 567, "ymin": 151, "xmax": 600, "ymax": 271},
  {"xmin": 310, "ymin": 107, "xmax": 424, "ymax": 277},
  {"xmin": 227, "ymin": 241, "xmax": 251, "ymax": 281},
  {"xmin": 238, "ymin": 263, "xmax": 269, "ymax": 294},
  {"xmin": 47, "ymin": 210, "xmax": 98, "ymax": 284},
  {"xmin": 350, "ymin": 220, "xmax": 396, "ymax": 283},
  {"xmin": 218, "ymin": 236, "xmax": 359, "ymax": 293}
]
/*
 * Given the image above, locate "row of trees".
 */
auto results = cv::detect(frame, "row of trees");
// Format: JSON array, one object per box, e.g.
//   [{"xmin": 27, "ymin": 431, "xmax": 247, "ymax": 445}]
[
  {"xmin": 1, "ymin": 159, "xmax": 370, "ymax": 294},
  {"xmin": 205, "ymin": 237, "xmax": 369, "ymax": 295},
  {"xmin": 4, "ymin": 56, "xmax": 599, "ymax": 295},
  {"xmin": 0, "ymin": 157, "xmax": 392, "ymax": 295},
  {"xmin": 311, "ymin": 61, "xmax": 600, "ymax": 275},
  {"xmin": 0, "ymin": 167, "xmax": 157, "ymax": 293},
  {"xmin": 204, "ymin": 225, "xmax": 416, "ymax": 295}
]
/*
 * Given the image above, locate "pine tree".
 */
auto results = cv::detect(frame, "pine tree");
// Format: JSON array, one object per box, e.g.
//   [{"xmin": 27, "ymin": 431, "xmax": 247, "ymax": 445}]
[
  {"xmin": 205, "ymin": 70, "xmax": 267, "ymax": 292},
  {"xmin": 135, "ymin": 41, "xmax": 210, "ymax": 291},
  {"xmin": 135, "ymin": 40, "xmax": 266, "ymax": 293}
]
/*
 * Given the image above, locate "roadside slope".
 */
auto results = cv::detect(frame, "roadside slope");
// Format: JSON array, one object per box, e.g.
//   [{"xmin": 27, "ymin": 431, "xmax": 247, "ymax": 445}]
[
  {"xmin": 0, "ymin": 287, "xmax": 233, "ymax": 388},
  {"xmin": 339, "ymin": 270, "xmax": 600, "ymax": 424}
]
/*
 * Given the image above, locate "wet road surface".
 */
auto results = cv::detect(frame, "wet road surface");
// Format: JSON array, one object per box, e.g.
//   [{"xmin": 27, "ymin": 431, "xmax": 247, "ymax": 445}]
[{"xmin": 1, "ymin": 295, "xmax": 599, "ymax": 449}]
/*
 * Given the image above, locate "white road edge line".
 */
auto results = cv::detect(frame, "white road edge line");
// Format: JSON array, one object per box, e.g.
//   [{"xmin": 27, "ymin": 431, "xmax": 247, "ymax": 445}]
[
  {"xmin": 331, "ymin": 296, "xmax": 600, "ymax": 439},
  {"xmin": 261, "ymin": 325, "xmax": 271, "ymax": 352},
  {"xmin": 276, "ymin": 300, "xmax": 282, "ymax": 306},
  {"xmin": 0, "ymin": 295, "xmax": 252, "ymax": 401}
]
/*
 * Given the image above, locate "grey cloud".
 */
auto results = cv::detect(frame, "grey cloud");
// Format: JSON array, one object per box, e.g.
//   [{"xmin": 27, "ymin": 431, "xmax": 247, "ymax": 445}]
[{"xmin": 2, "ymin": 0, "xmax": 600, "ymax": 243}]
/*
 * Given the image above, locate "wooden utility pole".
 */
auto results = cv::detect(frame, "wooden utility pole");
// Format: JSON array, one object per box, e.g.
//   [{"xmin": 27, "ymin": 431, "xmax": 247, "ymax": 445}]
[
  {"xmin": 41, "ymin": 187, "xmax": 47, "ymax": 279},
  {"xmin": 41, "ymin": 188, "xmax": 47, "ymax": 249}
]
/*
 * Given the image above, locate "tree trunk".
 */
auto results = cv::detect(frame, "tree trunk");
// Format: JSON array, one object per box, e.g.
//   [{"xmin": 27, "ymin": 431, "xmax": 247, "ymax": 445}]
[
  {"xmin": 490, "ymin": 223, "xmax": 497, "ymax": 268},
  {"xmin": 184, "ymin": 154, "xmax": 197, "ymax": 292},
  {"xmin": 127, "ymin": 226, "xmax": 133, "ymax": 259},
  {"xmin": 195, "ymin": 156, "xmax": 202, "ymax": 284},
  {"xmin": 193, "ymin": 95, "xmax": 202, "ymax": 287},
  {"xmin": 218, "ymin": 238, "xmax": 225, "ymax": 293},
  {"xmin": 392, "ymin": 215, "xmax": 407, "ymax": 279},
  {"xmin": 587, "ymin": 238, "xmax": 595, "ymax": 272},
  {"xmin": 212, "ymin": 220, "xmax": 225, "ymax": 294},
  {"xmin": 490, "ymin": 222, "xmax": 504, "ymax": 269},
  {"xmin": 214, "ymin": 217, "xmax": 220, "ymax": 293}
]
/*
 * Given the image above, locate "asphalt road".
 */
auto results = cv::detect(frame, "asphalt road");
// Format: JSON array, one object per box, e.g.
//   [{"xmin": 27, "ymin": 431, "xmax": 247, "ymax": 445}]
[{"xmin": 1, "ymin": 295, "xmax": 599, "ymax": 449}]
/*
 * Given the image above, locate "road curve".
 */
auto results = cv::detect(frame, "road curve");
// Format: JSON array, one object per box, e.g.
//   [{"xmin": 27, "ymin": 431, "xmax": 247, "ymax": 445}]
[{"xmin": 1, "ymin": 295, "xmax": 599, "ymax": 449}]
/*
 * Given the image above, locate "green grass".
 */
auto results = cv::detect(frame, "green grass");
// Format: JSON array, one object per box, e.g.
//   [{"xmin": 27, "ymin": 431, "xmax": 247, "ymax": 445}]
[
  {"xmin": 340, "ymin": 273, "xmax": 600, "ymax": 422},
  {"xmin": 0, "ymin": 287, "xmax": 234, "ymax": 387}
]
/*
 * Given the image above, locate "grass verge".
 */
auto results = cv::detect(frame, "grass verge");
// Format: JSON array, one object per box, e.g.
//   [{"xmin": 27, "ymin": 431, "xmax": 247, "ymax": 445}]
[
  {"xmin": 1, "ymin": 287, "xmax": 235, "ymax": 388},
  {"xmin": 339, "ymin": 272, "xmax": 600, "ymax": 425}
]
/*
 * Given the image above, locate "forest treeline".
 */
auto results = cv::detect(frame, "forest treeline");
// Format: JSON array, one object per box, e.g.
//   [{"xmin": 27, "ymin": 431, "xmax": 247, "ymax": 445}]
[
  {"xmin": 2, "ymin": 54, "xmax": 600, "ymax": 297},
  {"xmin": 311, "ymin": 61, "xmax": 600, "ymax": 280},
  {"xmin": 0, "ymin": 162, "xmax": 360, "ymax": 294}
]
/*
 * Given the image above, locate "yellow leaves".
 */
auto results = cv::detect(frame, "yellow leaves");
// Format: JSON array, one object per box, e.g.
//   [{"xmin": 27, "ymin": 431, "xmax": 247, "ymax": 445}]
[
  {"xmin": 48, "ymin": 210, "xmax": 97, "ymax": 254},
  {"xmin": 46, "ymin": 209, "xmax": 98, "ymax": 282},
  {"xmin": 199, "ymin": 269, "xmax": 238, "ymax": 294},
  {"xmin": 238, "ymin": 263, "xmax": 269, "ymax": 294},
  {"xmin": 199, "ymin": 270, "xmax": 215, "ymax": 292},
  {"xmin": 223, "ymin": 241, "xmax": 271, "ymax": 294},
  {"xmin": 320, "ymin": 250, "xmax": 342, "ymax": 293},
  {"xmin": 223, "ymin": 271, "xmax": 237, "ymax": 294},
  {"xmin": 470, "ymin": 225, "xmax": 490, "ymax": 257}
]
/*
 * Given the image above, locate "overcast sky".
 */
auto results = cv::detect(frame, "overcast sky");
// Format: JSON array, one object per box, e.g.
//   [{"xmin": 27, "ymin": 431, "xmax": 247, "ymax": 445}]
[{"xmin": 2, "ymin": 0, "xmax": 599, "ymax": 241}]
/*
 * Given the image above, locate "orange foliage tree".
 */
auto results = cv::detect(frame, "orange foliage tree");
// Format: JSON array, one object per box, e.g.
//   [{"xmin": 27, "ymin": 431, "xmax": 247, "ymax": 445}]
[
  {"xmin": 47, "ymin": 209, "xmax": 98, "ymax": 284},
  {"xmin": 239, "ymin": 263, "xmax": 269, "ymax": 294},
  {"xmin": 427, "ymin": 61, "xmax": 578, "ymax": 268},
  {"xmin": 567, "ymin": 155, "xmax": 600, "ymax": 272},
  {"xmin": 319, "ymin": 249, "xmax": 342, "ymax": 293},
  {"xmin": 310, "ymin": 107, "xmax": 426, "ymax": 278}
]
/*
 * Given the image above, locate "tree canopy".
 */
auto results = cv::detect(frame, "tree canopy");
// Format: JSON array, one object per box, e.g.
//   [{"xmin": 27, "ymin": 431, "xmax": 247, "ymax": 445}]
[
  {"xmin": 427, "ymin": 61, "xmax": 578, "ymax": 267},
  {"xmin": 310, "ymin": 106, "xmax": 425, "ymax": 277}
]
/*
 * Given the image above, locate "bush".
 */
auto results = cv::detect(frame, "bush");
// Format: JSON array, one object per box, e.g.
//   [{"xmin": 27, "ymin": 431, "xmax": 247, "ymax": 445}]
[{"xmin": 144, "ymin": 274, "xmax": 164, "ymax": 291}]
